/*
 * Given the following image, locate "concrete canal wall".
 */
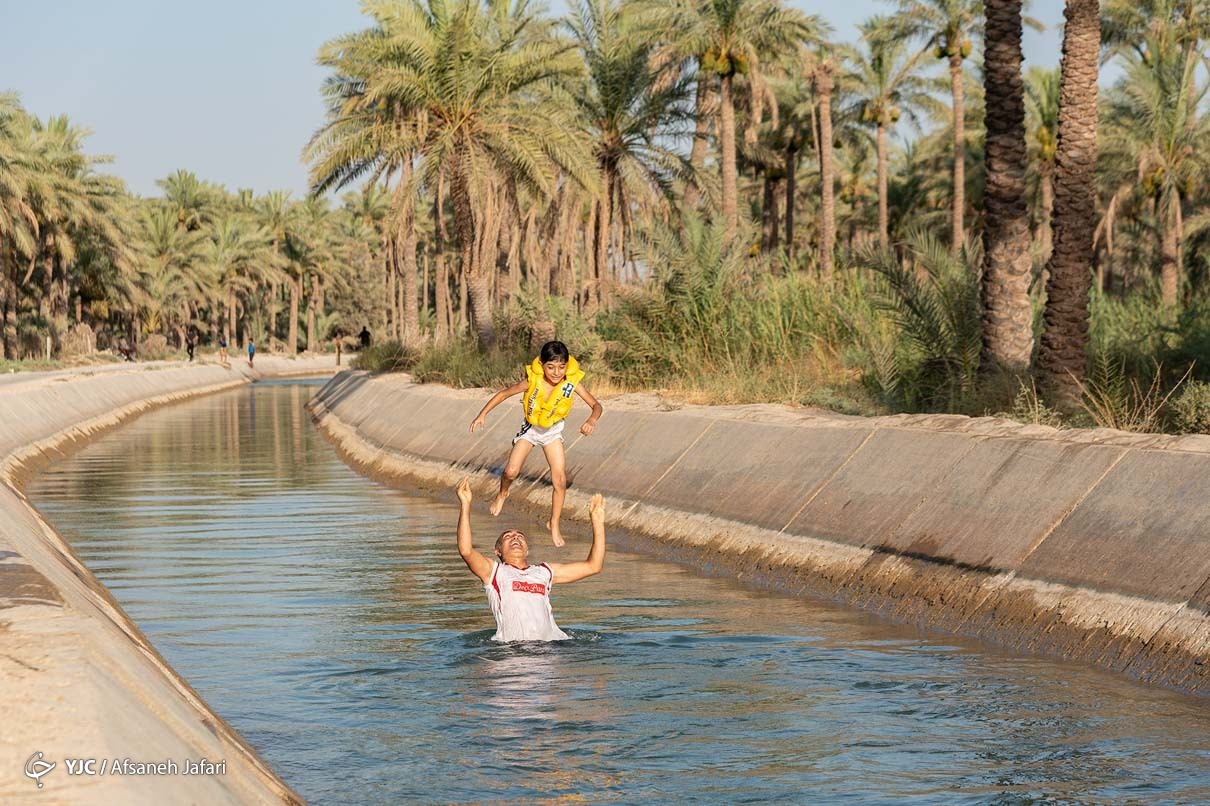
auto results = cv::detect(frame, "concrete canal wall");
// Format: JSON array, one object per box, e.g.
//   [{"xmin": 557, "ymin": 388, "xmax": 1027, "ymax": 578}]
[
  {"xmin": 310, "ymin": 371, "xmax": 1210, "ymax": 695},
  {"xmin": 0, "ymin": 356, "xmax": 339, "ymax": 804}
]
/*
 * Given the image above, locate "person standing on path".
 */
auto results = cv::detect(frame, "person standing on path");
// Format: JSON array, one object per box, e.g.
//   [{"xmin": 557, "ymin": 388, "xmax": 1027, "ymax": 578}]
[
  {"xmin": 185, "ymin": 330, "xmax": 196, "ymax": 362},
  {"xmin": 455, "ymin": 478, "xmax": 606, "ymax": 642},
  {"xmin": 247, "ymin": 340, "xmax": 255, "ymax": 368}
]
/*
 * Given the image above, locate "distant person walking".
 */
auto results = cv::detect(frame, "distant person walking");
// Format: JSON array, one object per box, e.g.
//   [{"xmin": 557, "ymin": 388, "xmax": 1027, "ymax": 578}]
[
  {"xmin": 358, "ymin": 326, "xmax": 372, "ymax": 349},
  {"xmin": 185, "ymin": 330, "xmax": 196, "ymax": 362},
  {"xmin": 247, "ymin": 340, "xmax": 255, "ymax": 368},
  {"xmin": 218, "ymin": 332, "xmax": 229, "ymax": 363}
]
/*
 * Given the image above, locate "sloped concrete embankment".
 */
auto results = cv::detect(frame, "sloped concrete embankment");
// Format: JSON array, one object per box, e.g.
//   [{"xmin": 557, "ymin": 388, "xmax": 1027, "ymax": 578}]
[
  {"xmin": 0, "ymin": 358, "xmax": 335, "ymax": 803},
  {"xmin": 310, "ymin": 371, "xmax": 1210, "ymax": 695}
]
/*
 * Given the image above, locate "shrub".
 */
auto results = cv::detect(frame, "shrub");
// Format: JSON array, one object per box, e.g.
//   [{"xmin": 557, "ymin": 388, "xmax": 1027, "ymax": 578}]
[
  {"xmin": 352, "ymin": 340, "xmax": 420, "ymax": 373},
  {"xmin": 411, "ymin": 337, "xmax": 529, "ymax": 388},
  {"xmin": 60, "ymin": 324, "xmax": 96, "ymax": 358},
  {"xmin": 139, "ymin": 334, "xmax": 173, "ymax": 361},
  {"xmin": 1172, "ymin": 381, "xmax": 1210, "ymax": 433},
  {"xmin": 857, "ymin": 230, "xmax": 982, "ymax": 411}
]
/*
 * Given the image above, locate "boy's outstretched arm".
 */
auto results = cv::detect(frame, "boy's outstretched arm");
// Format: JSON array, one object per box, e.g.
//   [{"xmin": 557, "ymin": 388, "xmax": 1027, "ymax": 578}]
[
  {"xmin": 456, "ymin": 479, "xmax": 493, "ymax": 583},
  {"xmin": 470, "ymin": 379, "xmax": 528, "ymax": 433},
  {"xmin": 576, "ymin": 385, "xmax": 604, "ymax": 436},
  {"xmin": 550, "ymin": 495, "xmax": 606, "ymax": 584}
]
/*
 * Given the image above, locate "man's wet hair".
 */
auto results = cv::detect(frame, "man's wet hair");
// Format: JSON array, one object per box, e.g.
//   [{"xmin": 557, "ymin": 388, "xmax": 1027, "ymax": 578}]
[
  {"xmin": 495, "ymin": 529, "xmax": 527, "ymax": 554},
  {"xmin": 539, "ymin": 341, "xmax": 569, "ymax": 363}
]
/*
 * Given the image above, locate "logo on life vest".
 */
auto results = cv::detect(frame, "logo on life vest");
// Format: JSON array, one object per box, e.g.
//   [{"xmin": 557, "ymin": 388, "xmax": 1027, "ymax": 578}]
[
  {"xmin": 561, "ymin": 382, "xmax": 574, "ymax": 397},
  {"xmin": 512, "ymin": 580, "xmax": 547, "ymax": 595}
]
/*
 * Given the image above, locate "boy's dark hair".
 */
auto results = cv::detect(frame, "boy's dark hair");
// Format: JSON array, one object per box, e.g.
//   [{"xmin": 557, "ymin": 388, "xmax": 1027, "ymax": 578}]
[{"xmin": 539, "ymin": 340, "xmax": 570, "ymax": 363}]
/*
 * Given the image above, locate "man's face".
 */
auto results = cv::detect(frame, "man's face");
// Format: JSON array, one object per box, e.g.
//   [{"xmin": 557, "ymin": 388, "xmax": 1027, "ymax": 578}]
[{"xmin": 496, "ymin": 529, "xmax": 529, "ymax": 560}]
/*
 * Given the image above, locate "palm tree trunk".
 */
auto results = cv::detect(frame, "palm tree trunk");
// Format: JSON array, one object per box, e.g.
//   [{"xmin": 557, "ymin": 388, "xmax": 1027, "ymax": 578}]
[
  {"xmin": 877, "ymin": 121, "xmax": 889, "ymax": 250},
  {"xmin": 434, "ymin": 172, "xmax": 451, "ymax": 340},
  {"xmin": 762, "ymin": 173, "xmax": 774, "ymax": 250},
  {"xmin": 816, "ymin": 65, "xmax": 836, "ymax": 276},
  {"xmin": 1038, "ymin": 0, "xmax": 1100, "ymax": 403},
  {"xmin": 950, "ymin": 53, "xmax": 967, "ymax": 254},
  {"xmin": 595, "ymin": 163, "xmax": 613, "ymax": 305},
  {"xmin": 307, "ymin": 273, "xmax": 318, "ymax": 352},
  {"xmin": 452, "ymin": 166, "xmax": 495, "ymax": 345},
  {"xmin": 685, "ymin": 75, "xmax": 714, "ymax": 210},
  {"xmin": 388, "ymin": 242, "xmax": 399, "ymax": 341},
  {"xmin": 980, "ymin": 0, "xmax": 1035, "ymax": 373},
  {"xmin": 227, "ymin": 287, "xmax": 235, "ymax": 346},
  {"xmin": 2, "ymin": 247, "xmax": 15, "ymax": 359},
  {"xmin": 287, "ymin": 275, "xmax": 300, "ymax": 355},
  {"xmin": 768, "ymin": 176, "xmax": 781, "ymax": 251},
  {"xmin": 1161, "ymin": 198, "xmax": 1180, "ymax": 308},
  {"xmin": 719, "ymin": 73, "xmax": 739, "ymax": 241},
  {"xmin": 785, "ymin": 145, "xmax": 796, "ymax": 260},
  {"xmin": 397, "ymin": 163, "xmax": 421, "ymax": 346},
  {"xmin": 1037, "ymin": 168, "xmax": 1054, "ymax": 258}
]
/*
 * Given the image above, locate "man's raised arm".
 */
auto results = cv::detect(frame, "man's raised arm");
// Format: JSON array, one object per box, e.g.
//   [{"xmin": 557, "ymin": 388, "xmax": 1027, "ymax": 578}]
[
  {"xmin": 456, "ymin": 479, "xmax": 494, "ymax": 583},
  {"xmin": 550, "ymin": 495, "xmax": 606, "ymax": 584}
]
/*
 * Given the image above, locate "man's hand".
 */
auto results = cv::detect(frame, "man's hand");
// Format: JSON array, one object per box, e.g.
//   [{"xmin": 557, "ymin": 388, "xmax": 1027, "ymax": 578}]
[
  {"xmin": 580, "ymin": 419, "xmax": 596, "ymax": 436},
  {"xmin": 589, "ymin": 493, "xmax": 605, "ymax": 525},
  {"xmin": 470, "ymin": 415, "xmax": 486, "ymax": 434},
  {"xmin": 456, "ymin": 478, "xmax": 473, "ymax": 506}
]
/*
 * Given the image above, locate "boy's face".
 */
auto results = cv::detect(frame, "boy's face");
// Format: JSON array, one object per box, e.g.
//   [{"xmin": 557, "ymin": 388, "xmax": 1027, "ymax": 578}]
[{"xmin": 542, "ymin": 359, "xmax": 567, "ymax": 385}]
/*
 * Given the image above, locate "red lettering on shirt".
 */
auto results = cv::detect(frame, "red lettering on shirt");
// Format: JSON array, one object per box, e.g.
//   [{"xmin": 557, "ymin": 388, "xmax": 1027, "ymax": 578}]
[{"xmin": 512, "ymin": 580, "xmax": 547, "ymax": 595}]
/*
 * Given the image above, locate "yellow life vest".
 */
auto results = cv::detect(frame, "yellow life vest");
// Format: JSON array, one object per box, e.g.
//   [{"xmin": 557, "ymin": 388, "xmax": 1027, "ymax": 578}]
[{"xmin": 522, "ymin": 356, "xmax": 584, "ymax": 428}]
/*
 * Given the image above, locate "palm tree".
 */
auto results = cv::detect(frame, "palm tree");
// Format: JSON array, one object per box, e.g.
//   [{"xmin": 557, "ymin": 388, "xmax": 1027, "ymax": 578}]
[
  {"xmin": 642, "ymin": 0, "xmax": 817, "ymax": 241},
  {"xmin": 813, "ymin": 51, "xmax": 838, "ymax": 274},
  {"xmin": 1024, "ymin": 66, "xmax": 1060, "ymax": 255},
  {"xmin": 311, "ymin": 0, "xmax": 593, "ymax": 346},
  {"xmin": 295, "ymin": 198, "xmax": 340, "ymax": 352},
  {"xmin": 1037, "ymin": 0, "xmax": 1100, "ymax": 403},
  {"xmin": 891, "ymin": 0, "xmax": 982, "ymax": 254},
  {"xmin": 0, "ymin": 95, "xmax": 44, "ymax": 357},
  {"xmin": 567, "ymin": 0, "xmax": 694, "ymax": 303},
  {"xmin": 848, "ymin": 17, "xmax": 938, "ymax": 249},
  {"xmin": 1101, "ymin": 42, "xmax": 1210, "ymax": 307},
  {"xmin": 1100, "ymin": 0, "xmax": 1210, "ymax": 307},
  {"xmin": 255, "ymin": 190, "xmax": 294, "ymax": 346},
  {"xmin": 980, "ymin": 0, "xmax": 1034, "ymax": 373},
  {"xmin": 206, "ymin": 215, "xmax": 271, "ymax": 348},
  {"xmin": 134, "ymin": 206, "xmax": 210, "ymax": 344},
  {"xmin": 157, "ymin": 170, "xmax": 214, "ymax": 232}
]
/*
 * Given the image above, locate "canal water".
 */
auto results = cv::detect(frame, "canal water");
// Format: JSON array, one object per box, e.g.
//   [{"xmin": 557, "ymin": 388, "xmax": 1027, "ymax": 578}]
[{"xmin": 27, "ymin": 382, "xmax": 1210, "ymax": 803}]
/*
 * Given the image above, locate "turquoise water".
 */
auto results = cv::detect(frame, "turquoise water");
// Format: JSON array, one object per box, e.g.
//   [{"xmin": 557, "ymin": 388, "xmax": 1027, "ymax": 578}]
[{"xmin": 28, "ymin": 382, "xmax": 1210, "ymax": 803}]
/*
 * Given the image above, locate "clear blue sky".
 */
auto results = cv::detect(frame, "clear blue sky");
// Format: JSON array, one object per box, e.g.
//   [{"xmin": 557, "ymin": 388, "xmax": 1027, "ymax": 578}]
[{"xmin": 1, "ymin": 1, "xmax": 1066, "ymax": 199}]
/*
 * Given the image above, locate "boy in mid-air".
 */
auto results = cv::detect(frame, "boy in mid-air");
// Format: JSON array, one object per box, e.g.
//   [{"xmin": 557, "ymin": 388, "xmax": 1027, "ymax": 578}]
[{"xmin": 470, "ymin": 340, "xmax": 603, "ymax": 546}]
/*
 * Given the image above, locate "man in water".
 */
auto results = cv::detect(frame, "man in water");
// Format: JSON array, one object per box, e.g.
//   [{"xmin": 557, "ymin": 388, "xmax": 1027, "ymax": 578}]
[{"xmin": 455, "ymin": 478, "xmax": 605, "ymax": 642}]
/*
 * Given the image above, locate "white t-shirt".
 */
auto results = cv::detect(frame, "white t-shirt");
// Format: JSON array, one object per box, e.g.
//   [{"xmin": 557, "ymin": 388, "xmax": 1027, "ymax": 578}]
[{"xmin": 486, "ymin": 561, "xmax": 570, "ymax": 642}]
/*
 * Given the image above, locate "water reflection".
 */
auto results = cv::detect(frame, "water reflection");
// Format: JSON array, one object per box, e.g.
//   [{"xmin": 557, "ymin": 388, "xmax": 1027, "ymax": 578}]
[{"xmin": 27, "ymin": 383, "xmax": 1210, "ymax": 804}]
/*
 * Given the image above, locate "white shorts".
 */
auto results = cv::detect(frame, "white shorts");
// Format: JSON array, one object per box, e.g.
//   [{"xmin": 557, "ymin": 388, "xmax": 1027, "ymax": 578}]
[{"xmin": 513, "ymin": 420, "xmax": 565, "ymax": 447}]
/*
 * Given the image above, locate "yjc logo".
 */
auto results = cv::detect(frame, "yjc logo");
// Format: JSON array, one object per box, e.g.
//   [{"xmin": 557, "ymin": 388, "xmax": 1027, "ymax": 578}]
[{"xmin": 25, "ymin": 752, "xmax": 55, "ymax": 788}]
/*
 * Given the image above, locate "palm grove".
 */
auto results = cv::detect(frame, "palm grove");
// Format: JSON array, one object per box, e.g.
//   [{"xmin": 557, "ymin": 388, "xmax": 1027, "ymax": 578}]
[{"xmin": 4, "ymin": 0, "xmax": 1209, "ymax": 428}]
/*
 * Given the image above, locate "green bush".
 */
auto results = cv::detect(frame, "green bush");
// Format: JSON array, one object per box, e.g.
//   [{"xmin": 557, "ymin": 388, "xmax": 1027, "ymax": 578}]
[
  {"xmin": 1172, "ymin": 381, "xmax": 1210, "ymax": 433},
  {"xmin": 410, "ymin": 337, "xmax": 530, "ymax": 388},
  {"xmin": 857, "ymin": 230, "xmax": 982, "ymax": 411},
  {"xmin": 352, "ymin": 340, "xmax": 420, "ymax": 373}
]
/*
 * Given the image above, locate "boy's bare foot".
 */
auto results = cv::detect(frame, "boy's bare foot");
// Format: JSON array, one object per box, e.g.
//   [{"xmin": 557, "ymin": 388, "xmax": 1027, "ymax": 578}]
[
  {"xmin": 547, "ymin": 520, "xmax": 565, "ymax": 547},
  {"xmin": 489, "ymin": 492, "xmax": 508, "ymax": 516}
]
